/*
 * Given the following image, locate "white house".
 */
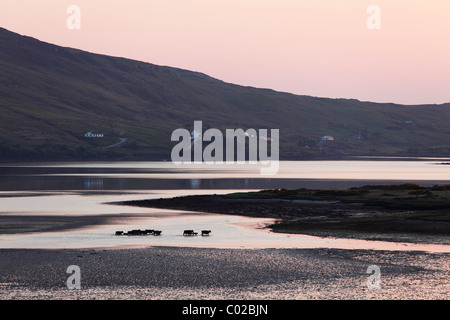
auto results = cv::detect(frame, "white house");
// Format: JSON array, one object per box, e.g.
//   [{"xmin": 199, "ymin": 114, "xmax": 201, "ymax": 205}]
[
  {"xmin": 321, "ymin": 135, "xmax": 334, "ymax": 141},
  {"xmin": 84, "ymin": 131, "xmax": 104, "ymax": 138}
]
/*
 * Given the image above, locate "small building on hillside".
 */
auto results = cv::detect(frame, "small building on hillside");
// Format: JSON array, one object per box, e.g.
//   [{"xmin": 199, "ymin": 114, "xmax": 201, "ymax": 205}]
[
  {"xmin": 84, "ymin": 131, "xmax": 104, "ymax": 138},
  {"xmin": 321, "ymin": 135, "xmax": 334, "ymax": 141}
]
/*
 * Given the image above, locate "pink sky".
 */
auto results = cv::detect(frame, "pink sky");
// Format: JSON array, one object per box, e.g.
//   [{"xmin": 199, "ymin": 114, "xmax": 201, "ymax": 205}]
[{"xmin": 1, "ymin": 0, "xmax": 450, "ymax": 105}]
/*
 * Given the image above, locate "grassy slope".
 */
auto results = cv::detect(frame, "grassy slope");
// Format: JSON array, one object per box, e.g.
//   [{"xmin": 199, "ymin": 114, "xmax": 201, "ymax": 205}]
[{"xmin": 1, "ymin": 27, "xmax": 450, "ymax": 161}]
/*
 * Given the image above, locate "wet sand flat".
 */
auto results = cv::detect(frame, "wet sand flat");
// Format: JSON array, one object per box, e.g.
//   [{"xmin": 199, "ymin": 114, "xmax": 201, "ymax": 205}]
[{"xmin": 0, "ymin": 247, "xmax": 448, "ymax": 300}]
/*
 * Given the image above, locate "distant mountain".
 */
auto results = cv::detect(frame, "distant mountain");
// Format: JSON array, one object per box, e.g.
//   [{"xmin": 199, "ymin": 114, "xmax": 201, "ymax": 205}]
[{"xmin": 1, "ymin": 27, "xmax": 450, "ymax": 161}]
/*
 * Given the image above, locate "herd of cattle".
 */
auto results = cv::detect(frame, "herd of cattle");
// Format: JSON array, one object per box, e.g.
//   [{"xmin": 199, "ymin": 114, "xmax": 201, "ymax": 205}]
[
  {"xmin": 114, "ymin": 229, "xmax": 211, "ymax": 236},
  {"xmin": 115, "ymin": 229, "xmax": 161, "ymax": 236}
]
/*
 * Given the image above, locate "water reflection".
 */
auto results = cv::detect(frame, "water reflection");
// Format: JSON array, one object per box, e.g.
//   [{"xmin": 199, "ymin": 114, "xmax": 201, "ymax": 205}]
[
  {"xmin": 1, "ymin": 160, "xmax": 450, "ymax": 191},
  {"xmin": 0, "ymin": 160, "xmax": 449, "ymax": 251},
  {"xmin": 1, "ymin": 210, "xmax": 449, "ymax": 253},
  {"xmin": 84, "ymin": 177, "xmax": 104, "ymax": 190},
  {"xmin": 190, "ymin": 179, "xmax": 200, "ymax": 189}
]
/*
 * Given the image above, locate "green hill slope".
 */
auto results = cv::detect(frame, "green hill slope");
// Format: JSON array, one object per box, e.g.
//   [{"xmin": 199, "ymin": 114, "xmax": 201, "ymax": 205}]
[{"xmin": 1, "ymin": 27, "xmax": 450, "ymax": 161}]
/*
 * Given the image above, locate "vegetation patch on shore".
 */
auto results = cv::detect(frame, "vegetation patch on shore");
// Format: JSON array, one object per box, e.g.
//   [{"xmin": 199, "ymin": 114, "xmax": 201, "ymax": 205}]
[
  {"xmin": 225, "ymin": 183, "xmax": 450, "ymax": 210},
  {"xmin": 117, "ymin": 184, "xmax": 450, "ymax": 243}
]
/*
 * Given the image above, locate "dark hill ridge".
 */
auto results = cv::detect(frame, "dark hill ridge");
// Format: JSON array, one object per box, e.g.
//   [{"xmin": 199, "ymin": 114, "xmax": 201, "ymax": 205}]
[{"xmin": 1, "ymin": 27, "xmax": 450, "ymax": 161}]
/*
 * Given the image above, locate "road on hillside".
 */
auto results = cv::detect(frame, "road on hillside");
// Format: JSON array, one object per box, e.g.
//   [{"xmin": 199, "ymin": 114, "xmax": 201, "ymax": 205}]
[{"xmin": 103, "ymin": 138, "xmax": 127, "ymax": 149}]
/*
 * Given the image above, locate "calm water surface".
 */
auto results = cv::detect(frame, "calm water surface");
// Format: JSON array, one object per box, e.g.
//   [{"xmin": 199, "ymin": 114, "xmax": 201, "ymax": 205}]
[{"xmin": 1, "ymin": 160, "xmax": 449, "ymax": 252}]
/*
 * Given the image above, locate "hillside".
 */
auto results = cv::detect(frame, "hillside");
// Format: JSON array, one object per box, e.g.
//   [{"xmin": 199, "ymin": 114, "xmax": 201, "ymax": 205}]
[{"xmin": 1, "ymin": 27, "xmax": 450, "ymax": 161}]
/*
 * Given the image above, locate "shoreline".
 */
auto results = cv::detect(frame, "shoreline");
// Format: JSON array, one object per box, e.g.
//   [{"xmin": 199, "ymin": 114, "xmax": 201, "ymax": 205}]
[
  {"xmin": 115, "ymin": 184, "xmax": 450, "ymax": 246},
  {"xmin": 2, "ymin": 184, "xmax": 449, "ymax": 299},
  {"xmin": 1, "ymin": 183, "xmax": 449, "ymax": 251}
]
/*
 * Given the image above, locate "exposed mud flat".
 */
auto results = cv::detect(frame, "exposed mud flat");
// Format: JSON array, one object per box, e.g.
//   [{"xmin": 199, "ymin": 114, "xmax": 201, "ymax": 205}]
[{"xmin": 0, "ymin": 247, "xmax": 448, "ymax": 300}]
